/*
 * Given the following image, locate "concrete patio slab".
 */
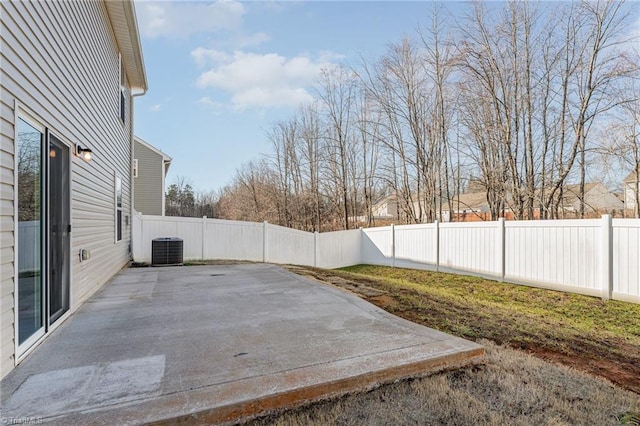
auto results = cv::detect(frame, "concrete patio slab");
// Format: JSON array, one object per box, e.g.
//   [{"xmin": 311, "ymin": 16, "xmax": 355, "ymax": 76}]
[{"xmin": 1, "ymin": 264, "xmax": 483, "ymax": 425}]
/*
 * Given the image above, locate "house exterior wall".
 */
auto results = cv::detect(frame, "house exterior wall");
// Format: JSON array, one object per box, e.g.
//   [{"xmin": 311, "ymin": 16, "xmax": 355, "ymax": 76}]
[
  {"xmin": 0, "ymin": 0, "xmax": 138, "ymax": 379},
  {"xmin": 133, "ymin": 139, "xmax": 164, "ymax": 215},
  {"xmin": 625, "ymin": 182, "xmax": 638, "ymax": 211},
  {"xmin": 372, "ymin": 199, "xmax": 397, "ymax": 218}
]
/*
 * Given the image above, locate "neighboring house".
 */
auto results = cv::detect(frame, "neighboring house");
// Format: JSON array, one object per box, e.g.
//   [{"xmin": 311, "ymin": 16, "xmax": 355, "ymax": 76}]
[
  {"xmin": 133, "ymin": 137, "xmax": 171, "ymax": 215},
  {"xmin": 441, "ymin": 192, "xmax": 491, "ymax": 222},
  {"xmin": 624, "ymin": 171, "xmax": 639, "ymax": 214},
  {"xmin": 557, "ymin": 183, "xmax": 624, "ymax": 214},
  {"xmin": 439, "ymin": 182, "xmax": 622, "ymax": 222},
  {"xmin": 0, "ymin": 1, "xmax": 146, "ymax": 379},
  {"xmin": 371, "ymin": 193, "xmax": 428, "ymax": 222},
  {"xmin": 371, "ymin": 194, "xmax": 398, "ymax": 219},
  {"xmin": 371, "ymin": 193, "xmax": 449, "ymax": 223}
]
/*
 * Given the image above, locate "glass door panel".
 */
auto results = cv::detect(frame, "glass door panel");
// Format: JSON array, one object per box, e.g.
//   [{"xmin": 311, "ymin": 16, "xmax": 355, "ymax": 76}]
[
  {"xmin": 48, "ymin": 135, "xmax": 70, "ymax": 323},
  {"xmin": 17, "ymin": 118, "xmax": 44, "ymax": 345}
]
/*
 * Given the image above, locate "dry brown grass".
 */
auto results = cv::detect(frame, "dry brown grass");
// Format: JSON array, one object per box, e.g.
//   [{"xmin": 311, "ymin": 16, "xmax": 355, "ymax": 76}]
[{"xmin": 246, "ymin": 340, "xmax": 640, "ymax": 426}]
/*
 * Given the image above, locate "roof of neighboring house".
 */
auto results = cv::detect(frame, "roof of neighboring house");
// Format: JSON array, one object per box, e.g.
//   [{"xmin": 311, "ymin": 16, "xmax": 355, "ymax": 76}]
[
  {"xmin": 104, "ymin": 0, "xmax": 147, "ymax": 92},
  {"xmin": 557, "ymin": 183, "xmax": 599, "ymax": 204},
  {"xmin": 624, "ymin": 171, "xmax": 638, "ymax": 183},
  {"xmin": 533, "ymin": 182, "xmax": 601, "ymax": 204},
  {"xmin": 466, "ymin": 179, "xmax": 486, "ymax": 193},
  {"xmin": 134, "ymin": 136, "xmax": 172, "ymax": 175},
  {"xmin": 442, "ymin": 191, "xmax": 489, "ymax": 212},
  {"xmin": 558, "ymin": 182, "xmax": 623, "ymax": 210},
  {"xmin": 372, "ymin": 193, "xmax": 397, "ymax": 206},
  {"xmin": 441, "ymin": 182, "xmax": 621, "ymax": 213}
]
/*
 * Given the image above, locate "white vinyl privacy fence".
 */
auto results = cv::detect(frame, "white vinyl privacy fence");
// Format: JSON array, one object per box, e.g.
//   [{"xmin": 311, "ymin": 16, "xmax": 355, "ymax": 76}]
[
  {"xmin": 132, "ymin": 214, "xmax": 361, "ymax": 269},
  {"xmin": 132, "ymin": 213, "xmax": 640, "ymax": 304}
]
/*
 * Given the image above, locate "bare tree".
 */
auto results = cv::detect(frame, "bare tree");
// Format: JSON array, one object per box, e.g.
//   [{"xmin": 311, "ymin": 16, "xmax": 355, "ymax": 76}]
[
  {"xmin": 268, "ymin": 119, "xmax": 300, "ymax": 227},
  {"xmin": 216, "ymin": 1, "xmax": 638, "ymax": 228},
  {"xmin": 316, "ymin": 65, "xmax": 357, "ymax": 229},
  {"xmin": 419, "ymin": 3, "xmax": 457, "ymax": 221},
  {"xmin": 217, "ymin": 160, "xmax": 280, "ymax": 223},
  {"xmin": 297, "ymin": 103, "xmax": 324, "ymax": 231},
  {"xmin": 600, "ymin": 46, "xmax": 640, "ymax": 217},
  {"xmin": 354, "ymin": 83, "xmax": 382, "ymax": 226}
]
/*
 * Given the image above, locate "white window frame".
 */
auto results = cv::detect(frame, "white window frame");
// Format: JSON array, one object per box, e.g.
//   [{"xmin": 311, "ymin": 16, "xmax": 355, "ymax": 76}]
[
  {"xmin": 115, "ymin": 172, "xmax": 123, "ymax": 243},
  {"xmin": 119, "ymin": 53, "xmax": 126, "ymax": 124}
]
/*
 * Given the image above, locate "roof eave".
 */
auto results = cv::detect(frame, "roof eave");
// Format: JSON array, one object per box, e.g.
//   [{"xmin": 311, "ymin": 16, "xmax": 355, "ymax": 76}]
[
  {"xmin": 105, "ymin": 0, "xmax": 148, "ymax": 93},
  {"xmin": 134, "ymin": 136, "xmax": 171, "ymax": 161}
]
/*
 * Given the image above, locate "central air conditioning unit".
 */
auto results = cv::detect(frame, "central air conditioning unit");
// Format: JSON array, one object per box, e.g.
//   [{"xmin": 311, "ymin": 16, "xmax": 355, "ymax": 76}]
[{"xmin": 151, "ymin": 237, "xmax": 183, "ymax": 266}]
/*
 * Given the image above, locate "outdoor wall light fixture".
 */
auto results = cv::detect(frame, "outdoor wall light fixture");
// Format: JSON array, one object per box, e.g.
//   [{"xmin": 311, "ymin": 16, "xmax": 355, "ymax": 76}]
[{"xmin": 76, "ymin": 145, "xmax": 93, "ymax": 162}]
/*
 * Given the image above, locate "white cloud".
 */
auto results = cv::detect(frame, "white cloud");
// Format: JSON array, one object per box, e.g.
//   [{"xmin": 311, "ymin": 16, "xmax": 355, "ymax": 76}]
[
  {"xmin": 150, "ymin": 104, "xmax": 161, "ymax": 112},
  {"xmin": 198, "ymin": 96, "xmax": 217, "ymax": 106},
  {"xmin": 235, "ymin": 32, "xmax": 271, "ymax": 49},
  {"xmin": 135, "ymin": 0, "xmax": 246, "ymax": 39},
  {"xmin": 192, "ymin": 49, "xmax": 339, "ymax": 109},
  {"xmin": 191, "ymin": 48, "xmax": 231, "ymax": 67},
  {"xmin": 198, "ymin": 97, "xmax": 225, "ymax": 115},
  {"xmin": 317, "ymin": 50, "xmax": 346, "ymax": 63},
  {"xmin": 232, "ymin": 87, "xmax": 312, "ymax": 109}
]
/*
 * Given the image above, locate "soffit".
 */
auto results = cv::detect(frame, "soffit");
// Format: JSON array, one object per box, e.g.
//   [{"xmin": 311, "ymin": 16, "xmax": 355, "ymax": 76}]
[{"xmin": 104, "ymin": 0, "xmax": 147, "ymax": 92}]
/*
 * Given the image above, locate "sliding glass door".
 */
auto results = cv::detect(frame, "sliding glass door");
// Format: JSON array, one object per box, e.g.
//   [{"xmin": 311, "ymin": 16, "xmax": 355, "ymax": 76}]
[{"xmin": 17, "ymin": 117, "xmax": 71, "ymax": 351}]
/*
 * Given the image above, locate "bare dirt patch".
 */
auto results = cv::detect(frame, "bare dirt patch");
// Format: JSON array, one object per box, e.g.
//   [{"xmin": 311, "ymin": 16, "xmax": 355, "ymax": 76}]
[{"xmin": 367, "ymin": 294, "xmax": 396, "ymax": 309}]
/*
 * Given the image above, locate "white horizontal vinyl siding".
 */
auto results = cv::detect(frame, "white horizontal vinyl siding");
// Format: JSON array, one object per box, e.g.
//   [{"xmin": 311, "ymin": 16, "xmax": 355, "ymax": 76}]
[
  {"xmin": 0, "ymin": 0, "xmax": 135, "ymax": 378},
  {"xmin": 0, "ymin": 64, "xmax": 16, "ymax": 379}
]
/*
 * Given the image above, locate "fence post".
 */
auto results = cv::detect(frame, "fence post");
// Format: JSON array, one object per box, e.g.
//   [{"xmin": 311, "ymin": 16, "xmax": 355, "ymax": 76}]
[
  {"xmin": 140, "ymin": 212, "xmax": 146, "ymax": 263},
  {"xmin": 314, "ymin": 231, "xmax": 318, "ymax": 268},
  {"xmin": 263, "ymin": 221, "xmax": 267, "ymax": 263},
  {"xmin": 359, "ymin": 227, "xmax": 364, "ymax": 265},
  {"xmin": 132, "ymin": 212, "xmax": 139, "ymax": 262},
  {"xmin": 391, "ymin": 224, "xmax": 396, "ymax": 267},
  {"xmin": 201, "ymin": 216, "xmax": 206, "ymax": 260},
  {"xmin": 434, "ymin": 220, "xmax": 440, "ymax": 272},
  {"xmin": 601, "ymin": 214, "xmax": 613, "ymax": 300},
  {"xmin": 497, "ymin": 218, "xmax": 505, "ymax": 281}
]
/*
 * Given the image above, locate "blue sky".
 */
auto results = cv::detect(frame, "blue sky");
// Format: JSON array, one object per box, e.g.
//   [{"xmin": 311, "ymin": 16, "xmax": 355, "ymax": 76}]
[{"xmin": 133, "ymin": 1, "xmax": 464, "ymax": 192}]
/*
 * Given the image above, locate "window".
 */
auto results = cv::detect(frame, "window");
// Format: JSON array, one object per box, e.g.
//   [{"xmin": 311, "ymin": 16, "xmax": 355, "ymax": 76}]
[
  {"xmin": 119, "ymin": 53, "xmax": 126, "ymax": 123},
  {"xmin": 115, "ymin": 175, "xmax": 122, "ymax": 242},
  {"xmin": 120, "ymin": 91, "xmax": 125, "ymax": 123},
  {"xmin": 133, "ymin": 159, "xmax": 138, "ymax": 178}
]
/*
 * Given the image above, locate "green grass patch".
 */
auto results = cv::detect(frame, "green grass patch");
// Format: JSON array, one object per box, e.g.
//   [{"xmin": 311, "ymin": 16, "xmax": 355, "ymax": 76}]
[
  {"xmin": 338, "ymin": 265, "xmax": 640, "ymax": 342},
  {"xmin": 618, "ymin": 411, "xmax": 640, "ymax": 425}
]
